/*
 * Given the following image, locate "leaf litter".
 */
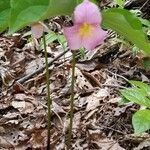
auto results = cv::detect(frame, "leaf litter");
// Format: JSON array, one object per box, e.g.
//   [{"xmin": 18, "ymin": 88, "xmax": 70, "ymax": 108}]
[{"xmin": 1, "ymin": 13, "xmax": 150, "ymax": 150}]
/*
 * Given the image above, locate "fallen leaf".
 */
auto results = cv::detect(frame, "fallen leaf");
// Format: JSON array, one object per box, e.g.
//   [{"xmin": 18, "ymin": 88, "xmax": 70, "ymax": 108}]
[{"xmin": 88, "ymin": 129, "xmax": 125, "ymax": 150}]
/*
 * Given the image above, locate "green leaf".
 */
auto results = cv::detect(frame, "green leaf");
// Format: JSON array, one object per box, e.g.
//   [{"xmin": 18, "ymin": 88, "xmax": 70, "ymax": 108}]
[
  {"xmin": 129, "ymin": 80, "xmax": 150, "ymax": 94},
  {"xmin": 121, "ymin": 80, "xmax": 150, "ymax": 107},
  {"xmin": 9, "ymin": 0, "xmax": 49, "ymax": 33},
  {"xmin": 139, "ymin": 18, "xmax": 150, "ymax": 28},
  {"xmin": 40, "ymin": 30, "xmax": 58, "ymax": 49},
  {"xmin": 0, "ymin": 0, "xmax": 10, "ymax": 32},
  {"xmin": 9, "ymin": 0, "xmax": 98, "ymax": 33},
  {"xmin": 9, "ymin": 0, "xmax": 78, "ymax": 33},
  {"xmin": 143, "ymin": 57, "xmax": 150, "ymax": 71},
  {"xmin": 133, "ymin": 109, "xmax": 150, "ymax": 133},
  {"xmin": 102, "ymin": 8, "xmax": 150, "ymax": 55},
  {"xmin": 42, "ymin": 0, "xmax": 77, "ymax": 19},
  {"xmin": 43, "ymin": 0, "xmax": 97, "ymax": 18},
  {"xmin": 121, "ymin": 88, "xmax": 150, "ymax": 107},
  {"xmin": 40, "ymin": 30, "xmax": 67, "ymax": 50},
  {"xmin": 114, "ymin": 0, "xmax": 125, "ymax": 8},
  {"xmin": 57, "ymin": 34, "xmax": 67, "ymax": 49}
]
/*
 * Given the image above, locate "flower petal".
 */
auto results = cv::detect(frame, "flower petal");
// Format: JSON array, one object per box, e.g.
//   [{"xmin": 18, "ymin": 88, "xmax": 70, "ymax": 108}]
[
  {"xmin": 74, "ymin": 0, "xmax": 101, "ymax": 25},
  {"xmin": 31, "ymin": 23, "xmax": 44, "ymax": 39},
  {"xmin": 82, "ymin": 27, "xmax": 107, "ymax": 50},
  {"xmin": 63, "ymin": 25, "xmax": 82, "ymax": 50}
]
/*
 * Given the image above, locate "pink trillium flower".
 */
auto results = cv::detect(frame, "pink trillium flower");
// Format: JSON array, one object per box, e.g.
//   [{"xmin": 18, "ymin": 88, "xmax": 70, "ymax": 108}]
[{"xmin": 63, "ymin": 0, "xmax": 107, "ymax": 50}]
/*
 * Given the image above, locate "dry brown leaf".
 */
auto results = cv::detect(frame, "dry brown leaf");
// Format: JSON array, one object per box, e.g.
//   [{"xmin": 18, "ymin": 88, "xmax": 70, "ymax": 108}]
[
  {"xmin": 29, "ymin": 129, "xmax": 47, "ymax": 149},
  {"xmin": 76, "ymin": 61, "xmax": 98, "ymax": 72},
  {"xmin": 3, "ymin": 130, "xmax": 28, "ymax": 146},
  {"xmin": 75, "ymin": 67, "xmax": 93, "ymax": 91},
  {"xmin": 72, "ymin": 112, "xmax": 81, "ymax": 130},
  {"xmin": 52, "ymin": 101, "xmax": 66, "ymax": 114},
  {"xmin": 0, "ymin": 136, "xmax": 13, "ymax": 149},
  {"xmin": 86, "ymin": 95, "xmax": 100, "ymax": 112},
  {"xmin": 134, "ymin": 140, "xmax": 150, "ymax": 150},
  {"xmin": 11, "ymin": 100, "xmax": 35, "ymax": 114},
  {"xmin": 114, "ymin": 103, "xmax": 133, "ymax": 116},
  {"xmin": 86, "ymin": 88, "xmax": 109, "ymax": 112},
  {"xmin": 88, "ymin": 129, "xmax": 125, "ymax": 150},
  {"xmin": 85, "ymin": 108, "xmax": 98, "ymax": 120}
]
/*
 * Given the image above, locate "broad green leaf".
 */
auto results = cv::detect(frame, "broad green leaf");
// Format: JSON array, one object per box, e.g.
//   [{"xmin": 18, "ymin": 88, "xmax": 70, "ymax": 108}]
[
  {"xmin": 102, "ymin": 8, "xmax": 150, "ymax": 55},
  {"xmin": 40, "ymin": 31, "xmax": 58, "ymax": 49},
  {"xmin": 133, "ymin": 109, "xmax": 150, "ymax": 133},
  {"xmin": 121, "ymin": 88, "xmax": 150, "ymax": 107},
  {"xmin": 42, "ymin": 0, "xmax": 77, "ymax": 19},
  {"xmin": 129, "ymin": 80, "xmax": 150, "ymax": 94},
  {"xmin": 40, "ymin": 31, "xmax": 67, "ymax": 49},
  {"xmin": 9, "ymin": 0, "xmax": 49, "ymax": 33},
  {"xmin": 139, "ymin": 18, "xmax": 150, "ymax": 28},
  {"xmin": 9, "ymin": 0, "xmax": 77, "ymax": 33},
  {"xmin": 43, "ymin": 0, "xmax": 97, "ymax": 18},
  {"xmin": 114, "ymin": 0, "xmax": 125, "ymax": 8},
  {"xmin": 57, "ymin": 34, "xmax": 67, "ymax": 48},
  {"xmin": 57, "ymin": 35, "xmax": 66, "ymax": 45},
  {"xmin": 143, "ymin": 57, "xmax": 150, "ymax": 71},
  {"xmin": 0, "ymin": 0, "xmax": 10, "ymax": 32}
]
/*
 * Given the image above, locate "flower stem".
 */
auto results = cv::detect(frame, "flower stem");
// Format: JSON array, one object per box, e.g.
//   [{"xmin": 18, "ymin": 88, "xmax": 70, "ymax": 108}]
[
  {"xmin": 67, "ymin": 51, "xmax": 76, "ymax": 149},
  {"xmin": 43, "ymin": 33, "xmax": 51, "ymax": 150}
]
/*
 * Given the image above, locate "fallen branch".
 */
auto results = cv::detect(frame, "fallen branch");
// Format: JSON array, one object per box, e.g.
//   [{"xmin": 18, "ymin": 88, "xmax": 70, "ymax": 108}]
[{"xmin": 17, "ymin": 49, "xmax": 70, "ymax": 84}]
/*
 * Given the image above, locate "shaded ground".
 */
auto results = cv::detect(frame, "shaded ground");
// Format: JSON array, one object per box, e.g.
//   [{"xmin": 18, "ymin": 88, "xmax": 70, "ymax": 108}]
[{"xmin": 0, "ymin": 0, "xmax": 150, "ymax": 149}]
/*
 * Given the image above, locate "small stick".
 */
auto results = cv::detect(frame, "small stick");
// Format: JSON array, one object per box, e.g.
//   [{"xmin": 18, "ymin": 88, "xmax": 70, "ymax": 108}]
[
  {"xmin": 106, "ymin": 69, "xmax": 129, "ymax": 83},
  {"xmin": 139, "ymin": 0, "xmax": 149, "ymax": 11},
  {"xmin": 17, "ymin": 48, "xmax": 69, "ymax": 84}
]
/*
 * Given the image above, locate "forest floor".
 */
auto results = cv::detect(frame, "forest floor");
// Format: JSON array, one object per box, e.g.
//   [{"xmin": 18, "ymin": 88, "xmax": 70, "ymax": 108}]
[{"xmin": 0, "ymin": 0, "xmax": 150, "ymax": 149}]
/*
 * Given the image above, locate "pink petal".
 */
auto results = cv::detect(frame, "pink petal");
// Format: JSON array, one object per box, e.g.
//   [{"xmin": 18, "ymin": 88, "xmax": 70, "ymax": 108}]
[
  {"xmin": 31, "ymin": 23, "xmax": 44, "ymax": 39},
  {"xmin": 82, "ymin": 26, "xmax": 107, "ymax": 50},
  {"xmin": 74, "ymin": 0, "xmax": 101, "ymax": 25},
  {"xmin": 63, "ymin": 25, "xmax": 82, "ymax": 50}
]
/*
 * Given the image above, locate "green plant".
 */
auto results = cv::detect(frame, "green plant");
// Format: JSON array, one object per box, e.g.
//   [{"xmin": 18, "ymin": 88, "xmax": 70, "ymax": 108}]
[
  {"xmin": 114, "ymin": 0, "xmax": 125, "ymax": 8},
  {"xmin": 0, "ymin": 0, "xmax": 10, "ymax": 32},
  {"xmin": 121, "ymin": 81, "xmax": 150, "ymax": 133},
  {"xmin": 102, "ymin": 8, "xmax": 150, "ymax": 55},
  {"xmin": 42, "ymin": 33, "xmax": 52, "ymax": 149},
  {"xmin": 0, "ymin": 0, "xmax": 149, "ymax": 56},
  {"xmin": 1, "ymin": 0, "xmax": 150, "ymax": 148}
]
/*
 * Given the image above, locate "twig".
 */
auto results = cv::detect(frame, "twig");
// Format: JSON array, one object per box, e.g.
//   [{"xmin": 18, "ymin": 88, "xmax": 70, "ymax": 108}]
[
  {"xmin": 38, "ymin": 101, "xmax": 63, "ymax": 126},
  {"xmin": 106, "ymin": 69, "xmax": 129, "ymax": 83},
  {"xmin": 88, "ymin": 125, "xmax": 125, "ymax": 135},
  {"xmin": 139, "ymin": 0, "xmax": 149, "ymax": 11},
  {"xmin": 17, "ymin": 49, "xmax": 69, "ymax": 84},
  {"xmin": 102, "ymin": 83, "xmax": 127, "ymax": 89}
]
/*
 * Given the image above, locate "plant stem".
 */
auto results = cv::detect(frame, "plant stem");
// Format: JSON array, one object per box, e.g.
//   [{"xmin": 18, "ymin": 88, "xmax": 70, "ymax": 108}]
[
  {"xmin": 67, "ymin": 51, "xmax": 76, "ymax": 149},
  {"xmin": 57, "ymin": 36, "xmax": 66, "ymax": 74},
  {"xmin": 43, "ymin": 33, "xmax": 51, "ymax": 150}
]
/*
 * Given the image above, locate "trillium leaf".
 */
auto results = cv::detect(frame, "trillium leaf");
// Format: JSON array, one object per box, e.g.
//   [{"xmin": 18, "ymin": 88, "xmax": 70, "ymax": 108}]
[
  {"xmin": 42, "ymin": 0, "xmax": 77, "ymax": 19},
  {"xmin": 0, "ymin": 0, "xmax": 10, "ymax": 32},
  {"xmin": 9, "ymin": 0, "xmax": 78, "ymax": 33},
  {"xmin": 43, "ymin": 0, "xmax": 97, "ymax": 17},
  {"xmin": 102, "ymin": 8, "xmax": 150, "ymax": 55},
  {"xmin": 9, "ymin": 0, "xmax": 49, "ymax": 33},
  {"xmin": 133, "ymin": 109, "xmax": 150, "ymax": 133}
]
